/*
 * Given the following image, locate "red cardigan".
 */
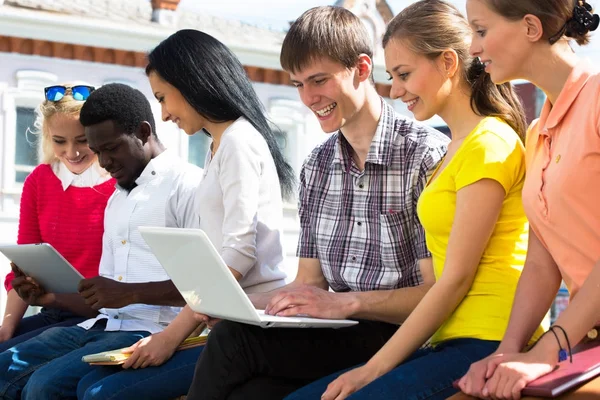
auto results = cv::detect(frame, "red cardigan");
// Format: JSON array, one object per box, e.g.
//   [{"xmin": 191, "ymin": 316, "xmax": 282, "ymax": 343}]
[{"xmin": 4, "ymin": 164, "xmax": 116, "ymax": 291}]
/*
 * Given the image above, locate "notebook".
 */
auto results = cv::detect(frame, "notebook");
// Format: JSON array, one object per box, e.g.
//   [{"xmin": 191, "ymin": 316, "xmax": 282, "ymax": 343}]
[
  {"xmin": 138, "ymin": 226, "xmax": 358, "ymax": 329},
  {"xmin": 521, "ymin": 340, "xmax": 600, "ymax": 397},
  {"xmin": 82, "ymin": 334, "xmax": 208, "ymax": 365},
  {"xmin": 451, "ymin": 341, "xmax": 600, "ymax": 398}
]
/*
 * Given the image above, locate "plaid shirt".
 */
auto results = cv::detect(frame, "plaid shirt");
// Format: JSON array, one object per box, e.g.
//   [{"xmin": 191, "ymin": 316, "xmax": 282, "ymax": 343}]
[{"xmin": 297, "ymin": 101, "xmax": 449, "ymax": 292}]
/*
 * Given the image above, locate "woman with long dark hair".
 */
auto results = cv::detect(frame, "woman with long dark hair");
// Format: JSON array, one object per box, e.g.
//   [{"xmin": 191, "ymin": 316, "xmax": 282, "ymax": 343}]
[{"xmin": 76, "ymin": 29, "xmax": 294, "ymax": 400}]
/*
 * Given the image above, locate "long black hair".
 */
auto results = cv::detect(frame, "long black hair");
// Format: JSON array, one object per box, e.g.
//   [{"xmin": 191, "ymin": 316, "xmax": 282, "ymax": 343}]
[{"xmin": 146, "ymin": 29, "xmax": 295, "ymax": 199}]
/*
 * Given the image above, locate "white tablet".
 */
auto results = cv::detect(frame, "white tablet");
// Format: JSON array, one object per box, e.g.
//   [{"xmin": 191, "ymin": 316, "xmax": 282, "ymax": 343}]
[{"xmin": 0, "ymin": 243, "xmax": 84, "ymax": 293}]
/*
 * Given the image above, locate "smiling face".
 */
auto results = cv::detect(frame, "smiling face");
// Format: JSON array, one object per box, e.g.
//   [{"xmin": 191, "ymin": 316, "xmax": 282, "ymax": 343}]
[
  {"xmin": 467, "ymin": 0, "xmax": 531, "ymax": 83},
  {"xmin": 384, "ymin": 39, "xmax": 452, "ymax": 121},
  {"xmin": 289, "ymin": 57, "xmax": 368, "ymax": 134},
  {"xmin": 85, "ymin": 120, "xmax": 147, "ymax": 190},
  {"xmin": 47, "ymin": 113, "xmax": 96, "ymax": 174},
  {"xmin": 147, "ymin": 71, "xmax": 205, "ymax": 136}
]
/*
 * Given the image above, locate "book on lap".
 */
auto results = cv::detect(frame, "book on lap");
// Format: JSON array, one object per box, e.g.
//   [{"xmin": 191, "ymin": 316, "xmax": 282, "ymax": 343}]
[
  {"xmin": 521, "ymin": 340, "xmax": 600, "ymax": 397},
  {"xmin": 82, "ymin": 334, "xmax": 208, "ymax": 366}
]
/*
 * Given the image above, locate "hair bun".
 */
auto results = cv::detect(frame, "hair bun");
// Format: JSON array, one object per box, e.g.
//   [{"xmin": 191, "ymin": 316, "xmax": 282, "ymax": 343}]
[
  {"xmin": 467, "ymin": 57, "xmax": 486, "ymax": 86},
  {"xmin": 566, "ymin": 1, "xmax": 599, "ymax": 36}
]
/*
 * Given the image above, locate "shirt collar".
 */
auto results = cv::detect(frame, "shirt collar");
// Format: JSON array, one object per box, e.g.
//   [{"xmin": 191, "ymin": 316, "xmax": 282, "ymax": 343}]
[
  {"xmin": 53, "ymin": 161, "xmax": 110, "ymax": 191},
  {"xmin": 540, "ymin": 58, "xmax": 596, "ymax": 131},
  {"xmin": 134, "ymin": 148, "xmax": 177, "ymax": 186},
  {"xmin": 333, "ymin": 98, "xmax": 395, "ymax": 169}
]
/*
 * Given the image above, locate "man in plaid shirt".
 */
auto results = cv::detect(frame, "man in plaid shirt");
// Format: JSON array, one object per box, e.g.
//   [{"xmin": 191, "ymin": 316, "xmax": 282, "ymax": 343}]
[{"xmin": 187, "ymin": 6, "xmax": 450, "ymax": 400}]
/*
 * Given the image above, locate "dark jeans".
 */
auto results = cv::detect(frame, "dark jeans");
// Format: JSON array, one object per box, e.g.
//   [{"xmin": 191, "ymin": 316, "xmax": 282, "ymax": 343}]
[
  {"xmin": 0, "ymin": 307, "xmax": 87, "ymax": 353},
  {"xmin": 187, "ymin": 319, "xmax": 398, "ymax": 400},
  {"xmin": 285, "ymin": 338, "xmax": 500, "ymax": 400},
  {"xmin": 77, "ymin": 345, "xmax": 204, "ymax": 400},
  {"xmin": 0, "ymin": 320, "xmax": 150, "ymax": 400}
]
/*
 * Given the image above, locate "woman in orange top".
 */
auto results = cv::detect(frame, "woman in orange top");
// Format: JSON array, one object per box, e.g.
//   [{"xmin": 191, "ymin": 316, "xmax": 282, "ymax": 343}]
[{"xmin": 460, "ymin": 1, "xmax": 600, "ymax": 398}]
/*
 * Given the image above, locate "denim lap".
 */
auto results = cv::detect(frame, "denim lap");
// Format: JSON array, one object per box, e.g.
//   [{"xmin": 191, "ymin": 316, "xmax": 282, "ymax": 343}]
[
  {"xmin": 285, "ymin": 339, "xmax": 499, "ymax": 400},
  {"xmin": 0, "ymin": 315, "xmax": 87, "ymax": 353},
  {"xmin": 0, "ymin": 324, "xmax": 149, "ymax": 400},
  {"xmin": 78, "ymin": 345, "xmax": 203, "ymax": 400}
]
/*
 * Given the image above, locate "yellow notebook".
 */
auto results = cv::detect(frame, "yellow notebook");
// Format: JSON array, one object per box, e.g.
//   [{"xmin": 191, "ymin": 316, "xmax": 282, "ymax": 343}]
[{"xmin": 82, "ymin": 334, "xmax": 208, "ymax": 365}]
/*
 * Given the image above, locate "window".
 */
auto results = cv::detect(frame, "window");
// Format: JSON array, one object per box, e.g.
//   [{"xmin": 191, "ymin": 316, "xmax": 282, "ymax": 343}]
[
  {"xmin": 14, "ymin": 107, "xmax": 38, "ymax": 183},
  {"xmin": 188, "ymin": 132, "xmax": 211, "ymax": 168},
  {"xmin": 272, "ymin": 125, "xmax": 289, "ymax": 158}
]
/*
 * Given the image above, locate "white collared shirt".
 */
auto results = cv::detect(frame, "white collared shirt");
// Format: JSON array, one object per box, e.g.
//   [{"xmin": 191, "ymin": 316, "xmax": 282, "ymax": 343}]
[
  {"xmin": 78, "ymin": 149, "xmax": 203, "ymax": 334},
  {"xmin": 52, "ymin": 161, "xmax": 111, "ymax": 190}
]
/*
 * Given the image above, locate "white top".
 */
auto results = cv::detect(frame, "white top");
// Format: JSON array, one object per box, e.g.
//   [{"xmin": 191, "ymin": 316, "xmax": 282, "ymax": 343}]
[
  {"xmin": 78, "ymin": 149, "xmax": 203, "ymax": 334},
  {"xmin": 52, "ymin": 161, "xmax": 111, "ymax": 190},
  {"xmin": 197, "ymin": 117, "xmax": 287, "ymax": 293}
]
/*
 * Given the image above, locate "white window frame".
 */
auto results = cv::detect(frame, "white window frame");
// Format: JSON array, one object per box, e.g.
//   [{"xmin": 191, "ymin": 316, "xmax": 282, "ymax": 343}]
[{"xmin": 1, "ymin": 71, "xmax": 57, "ymax": 193}]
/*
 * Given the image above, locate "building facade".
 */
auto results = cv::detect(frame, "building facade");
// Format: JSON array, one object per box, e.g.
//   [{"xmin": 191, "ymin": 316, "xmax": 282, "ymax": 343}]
[{"xmin": 0, "ymin": 0, "xmax": 550, "ymax": 316}]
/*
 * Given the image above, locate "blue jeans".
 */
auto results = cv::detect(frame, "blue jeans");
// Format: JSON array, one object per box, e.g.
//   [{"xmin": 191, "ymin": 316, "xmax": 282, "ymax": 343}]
[
  {"xmin": 77, "ymin": 345, "xmax": 203, "ymax": 400},
  {"xmin": 0, "ymin": 321, "xmax": 149, "ymax": 400},
  {"xmin": 0, "ymin": 307, "xmax": 87, "ymax": 353},
  {"xmin": 285, "ymin": 338, "xmax": 499, "ymax": 400}
]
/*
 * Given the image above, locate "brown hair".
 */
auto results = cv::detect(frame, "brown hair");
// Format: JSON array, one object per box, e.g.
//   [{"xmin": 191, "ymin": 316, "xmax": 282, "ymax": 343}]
[
  {"xmin": 481, "ymin": 0, "xmax": 595, "ymax": 46},
  {"xmin": 33, "ymin": 86, "xmax": 85, "ymax": 164},
  {"xmin": 280, "ymin": 6, "xmax": 373, "ymax": 73},
  {"xmin": 383, "ymin": 0, "xmax": 527, "ymax": 140}
]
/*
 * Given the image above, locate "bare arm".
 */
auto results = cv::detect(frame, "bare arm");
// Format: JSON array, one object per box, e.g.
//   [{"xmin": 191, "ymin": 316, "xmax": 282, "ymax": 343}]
[
  {"xmin": 78, "ymin": 277, "xmax": 185, "ymax": 310},
  {"xmin": 0, "ymin": 290, "xmax": 28, "ymax": 340},
  {"xmin": 459, "ymin": 228, "xmax": 562, "ymax": 397},
  {"xmin": 249, "ymin": 257, "xmax": 328, "ymax": 309},
  {"xmin": 129, "ymin": 281, "xmax": 185, "ymax": 306},
  {"xmin": 38, "ymin": 292, "xmax": 98, "ymax": 318},
  {"xmin": 260, "ymin": 257, "xmax": 434, "ymax": 324},
  {"xmin": 121, "ymin": 266, "xmax": 241, "ymax": 369},
  {"xmin": 366, "ymin": 180, "xmax": 504, "ymax": 373},
  {"xmin": 496, "ymin": 229, "xmax": 562, "ymax": 353},
  {"xmin": 322, "ymin": 179, "xmax": 507, "ymax": 399},
  {"xmin": 343, "ymin": 257, "xmax": 434, "ymax": 324},
  {"xmin": 511, "ymin": 260, "xmax": 600, "ymax": 373}
]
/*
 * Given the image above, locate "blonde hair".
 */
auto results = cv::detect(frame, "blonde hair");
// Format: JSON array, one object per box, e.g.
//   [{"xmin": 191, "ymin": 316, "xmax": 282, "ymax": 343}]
[
  {"xmin": 33, "ymin": 87, "xmax": 85, "ymax": 164},
  {"xmin": 382, "ymin": 0, "xmax": 527, "ymax": 140}
]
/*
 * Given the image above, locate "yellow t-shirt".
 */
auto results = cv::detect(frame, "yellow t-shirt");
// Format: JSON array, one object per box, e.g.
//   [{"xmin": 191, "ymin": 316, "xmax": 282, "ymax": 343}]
[{"xmin": 417, "ymin": 117, "xmax": 544, "ymax": 345}]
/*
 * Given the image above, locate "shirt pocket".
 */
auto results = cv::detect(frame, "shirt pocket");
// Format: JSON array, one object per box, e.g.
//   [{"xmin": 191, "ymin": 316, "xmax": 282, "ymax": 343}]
[{"xmin": 379, "ymin": 211, "xmax": 410, "ymax": 288}]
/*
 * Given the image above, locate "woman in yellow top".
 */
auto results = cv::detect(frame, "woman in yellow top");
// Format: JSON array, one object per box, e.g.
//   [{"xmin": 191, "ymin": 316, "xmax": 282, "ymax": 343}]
[{"xmin": 284, "ymin": 1, "xmax": 544, "ymax": 399}]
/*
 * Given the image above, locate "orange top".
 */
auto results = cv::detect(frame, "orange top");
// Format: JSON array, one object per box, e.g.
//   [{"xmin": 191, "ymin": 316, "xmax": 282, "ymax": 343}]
[{"xmin": 522, "ymin": 60, "xmax": 600, "ymax": 297}]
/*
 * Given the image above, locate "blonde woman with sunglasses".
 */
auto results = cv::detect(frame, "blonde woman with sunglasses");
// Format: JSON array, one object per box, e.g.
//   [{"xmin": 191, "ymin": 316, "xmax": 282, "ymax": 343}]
[{"xmin": 0, "ymin": 84, "xmax": 115, "ymax": 352}]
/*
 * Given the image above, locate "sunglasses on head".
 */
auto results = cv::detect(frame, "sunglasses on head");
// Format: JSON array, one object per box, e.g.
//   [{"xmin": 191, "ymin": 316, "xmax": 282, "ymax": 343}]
[{"xmin": 44, "ymin": 85, "xmax": 95, "ymax": 102}]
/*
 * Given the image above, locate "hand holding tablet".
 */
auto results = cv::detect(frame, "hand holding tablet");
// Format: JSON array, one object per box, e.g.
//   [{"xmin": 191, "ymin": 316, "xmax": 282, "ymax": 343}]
[{"xmin": 0, "ymin": 243, "xmax": 84, "ymax": 294}]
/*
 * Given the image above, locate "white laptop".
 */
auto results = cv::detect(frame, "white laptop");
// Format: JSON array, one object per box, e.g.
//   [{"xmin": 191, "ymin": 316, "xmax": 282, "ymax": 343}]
[{"xmin": 139, "ymin": 226, "xmax": 358, "ymax": 329}]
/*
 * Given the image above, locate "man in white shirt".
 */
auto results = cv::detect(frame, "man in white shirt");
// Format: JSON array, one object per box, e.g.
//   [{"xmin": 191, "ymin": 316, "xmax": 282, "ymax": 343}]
[{"xmin": 0, "ymin": 83, "xmax": 203, "ymax": 400}]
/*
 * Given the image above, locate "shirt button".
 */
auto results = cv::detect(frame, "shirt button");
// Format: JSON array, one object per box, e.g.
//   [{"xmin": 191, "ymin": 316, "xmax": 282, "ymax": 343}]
[
  {"xmin": 351, "ymin": 256, "xmax": 357, "ymax": 261},
  {"xmin": 151, "ymin": 171, "xmax": 156, "ymax": 175},
  {"xmin": 121, "ymin": 240, "xmax": 127, "ymax": 245},
  {"xmin": 117, "ymin": 276, "xmax": 123, "ymax": 281},
  {"xmin": 357, "ymin": 222, "xmax": 362, "ymax": 226},
  {"xmin": 113, "ymin": 315, "xmax": 119, "ymax": 319},
  {"xmin": 358, "ymin": 183, "xmax": 364, "ymax": 189}
]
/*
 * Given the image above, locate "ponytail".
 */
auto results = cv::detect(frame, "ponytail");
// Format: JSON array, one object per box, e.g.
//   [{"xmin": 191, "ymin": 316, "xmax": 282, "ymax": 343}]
[{"xmin": 467, "ymin": 58, "xmax": 527, "ymax": 142}]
